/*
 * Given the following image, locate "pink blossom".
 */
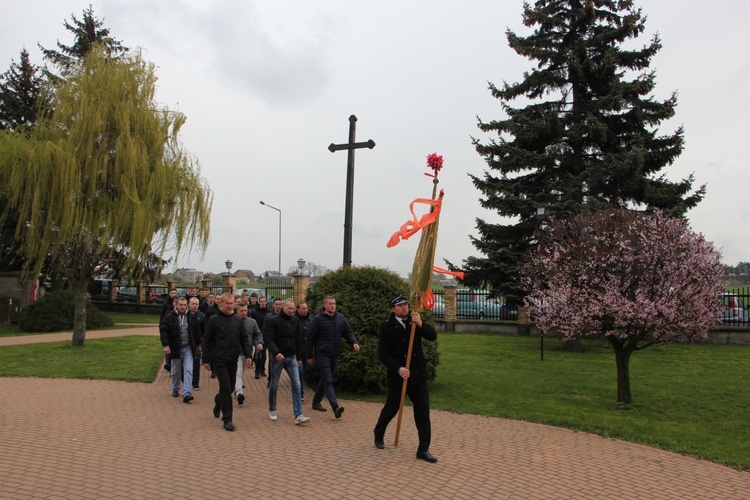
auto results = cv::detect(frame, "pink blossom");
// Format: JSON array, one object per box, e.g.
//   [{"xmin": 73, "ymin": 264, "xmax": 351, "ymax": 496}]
[{"xmin": 520, "ymin": 208, "xmax": 725, "ymax": 404}]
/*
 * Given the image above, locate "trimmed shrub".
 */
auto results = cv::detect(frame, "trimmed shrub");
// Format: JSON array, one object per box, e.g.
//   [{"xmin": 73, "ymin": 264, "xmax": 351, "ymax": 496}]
[
  {"xmin": 19, "ymin": 290, "xmax": 114, "ymax": 332},
  {"xmin": 304, "ymin": 266, "xmax": 440, "ymax": 394}
]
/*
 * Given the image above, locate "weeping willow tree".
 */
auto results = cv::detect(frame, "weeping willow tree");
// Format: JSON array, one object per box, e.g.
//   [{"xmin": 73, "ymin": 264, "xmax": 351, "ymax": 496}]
[{"xmin": 0, "ymin": 45, "xmax": 212, "ymax": 346}]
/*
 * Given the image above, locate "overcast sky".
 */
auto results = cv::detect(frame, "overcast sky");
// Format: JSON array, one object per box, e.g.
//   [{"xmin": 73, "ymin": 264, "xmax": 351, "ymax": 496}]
[{"xmin": 2, "ymin": 0, "xmax": 749, "ymax": 278}]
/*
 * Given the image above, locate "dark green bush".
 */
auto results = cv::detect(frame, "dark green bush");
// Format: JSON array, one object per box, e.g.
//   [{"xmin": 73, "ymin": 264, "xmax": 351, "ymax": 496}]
[
  {"xmin": 19, "ymin": 290, "xmax": 114, "ymax": 332},
  {"xmin": 305, "ymin": 266, "xmax": 440, "ymax": 394}
]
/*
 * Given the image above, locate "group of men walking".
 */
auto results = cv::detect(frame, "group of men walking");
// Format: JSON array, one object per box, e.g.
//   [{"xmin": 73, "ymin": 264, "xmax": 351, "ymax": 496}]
[{"xmin": 158, "ymin": 287, "xmax": 439, "ymax": 462}]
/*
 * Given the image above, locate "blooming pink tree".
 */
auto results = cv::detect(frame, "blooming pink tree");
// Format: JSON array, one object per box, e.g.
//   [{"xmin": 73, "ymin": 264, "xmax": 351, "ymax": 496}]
[{"xmin": 521, "ymin": 208, "xmax": 725, "ymax": 404}]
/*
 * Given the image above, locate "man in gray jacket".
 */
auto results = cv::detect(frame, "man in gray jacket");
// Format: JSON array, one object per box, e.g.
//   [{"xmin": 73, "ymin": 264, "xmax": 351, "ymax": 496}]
[{"xmin": 234, "ymin": 302, "xmax": 263, "ymax": 406}]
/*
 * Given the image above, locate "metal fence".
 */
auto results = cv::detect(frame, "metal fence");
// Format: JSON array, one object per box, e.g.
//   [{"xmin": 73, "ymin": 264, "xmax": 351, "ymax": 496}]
[
  {"xmin": 430, "ymin": 289, "xmax": 519, "ymax": 321},
  {"xmin": 263, "ymin": 278, "xmax": 294, "ymax": 302},
  {"xmin": 722, "ymin": 288, "xmax": 750, "ymax": 326},
  {"xmin": 430, "ymin": 288, "xmax": 750, "ymax": 326}
]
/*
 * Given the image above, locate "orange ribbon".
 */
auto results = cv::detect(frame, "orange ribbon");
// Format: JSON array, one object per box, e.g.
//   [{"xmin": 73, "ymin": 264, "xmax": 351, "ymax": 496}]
[
  {"xmin": 432, "ymin": 266, "xmax": 464, "ymax": 281},
  {"xmin": 386, "ymin": 190, "xmax": 444, "ymax": 248}
]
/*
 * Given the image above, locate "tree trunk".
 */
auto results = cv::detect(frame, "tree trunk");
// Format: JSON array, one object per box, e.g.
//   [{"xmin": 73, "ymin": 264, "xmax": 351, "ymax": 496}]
[
  {"xmin": 70, "ymin": 282, "xmax": 87, "ymax": 347},
  {"xmin": 609, "ymin": 340, "xmax": 633, "ymax": 404},
  {"xmin": 562, "ymin": 339, "xmax": 582, "ymax": 352}
]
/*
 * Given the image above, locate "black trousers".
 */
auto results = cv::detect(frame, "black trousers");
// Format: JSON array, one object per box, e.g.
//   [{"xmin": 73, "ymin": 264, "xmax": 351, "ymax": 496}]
[
  {"xmin": 373, "ymin": 379, "xmax": 431, "ymax": 452},
  {"xmin": 212, "ymin": 359, "xmax": 237, "ymax": 423},
  {"xmin": 193, "ymin": 351, "xmax": 201, "ymax": 387},
  {"xmin": 313, "ymin": 355, "xmax": 339, "ymax": 408},
  {"xmin": 254, "ymin": 349, "xmax": 267, "ymax": 375}
]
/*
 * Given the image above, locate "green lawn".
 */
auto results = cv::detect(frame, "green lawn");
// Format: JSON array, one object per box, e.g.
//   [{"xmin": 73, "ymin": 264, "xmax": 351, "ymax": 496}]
[
  {"xmin": 340, "ymin": 333, "xmax": 750, "ymax": 471},
  {"xmin": 0, "ymin": 335, "xmax": 160, "ymax": 383},
  {"xmin": 0, "ymin": 330, "xmax": 747, "ymax": 470},
  {"xmin": 105, "ymin": 311, "xmax": 160, "ymax": 324},
  {"xmin": 0, "ymin": 310, "xmax": 160, "ymax": 337}
]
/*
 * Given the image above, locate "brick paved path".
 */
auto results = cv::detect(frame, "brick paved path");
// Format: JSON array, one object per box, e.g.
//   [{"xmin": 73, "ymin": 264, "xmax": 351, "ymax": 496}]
[{"xmin": 1, "ymin": 327, "xmax": 749, "ymax": 499}]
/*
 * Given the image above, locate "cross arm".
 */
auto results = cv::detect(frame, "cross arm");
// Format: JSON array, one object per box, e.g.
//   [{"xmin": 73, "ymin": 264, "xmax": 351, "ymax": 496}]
[{"xmin": 328, "ymin": 139, "xmax": 376, "ymax": 153}]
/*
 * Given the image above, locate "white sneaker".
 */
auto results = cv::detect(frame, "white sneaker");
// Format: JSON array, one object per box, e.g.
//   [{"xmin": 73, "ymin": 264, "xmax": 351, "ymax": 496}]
[
  {"xmin": 269, "ymin": 411, "xmax": 277, "ymax": 421},
  {"xmin": 295, "ymin": 415, "xmax": 311, "ymax": 425}
]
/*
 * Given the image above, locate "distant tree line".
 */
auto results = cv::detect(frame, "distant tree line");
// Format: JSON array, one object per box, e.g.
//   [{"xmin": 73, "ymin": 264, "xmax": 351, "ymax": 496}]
[{"xmin": 725, "ymin": 262, "xmax": 750, "ymax": 285}]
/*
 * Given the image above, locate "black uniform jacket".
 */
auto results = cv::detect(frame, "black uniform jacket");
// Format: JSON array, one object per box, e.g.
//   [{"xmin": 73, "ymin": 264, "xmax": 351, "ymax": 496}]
[{"xmin": 378, "ymin": 313, "xmax": 437, "ymax": 388}]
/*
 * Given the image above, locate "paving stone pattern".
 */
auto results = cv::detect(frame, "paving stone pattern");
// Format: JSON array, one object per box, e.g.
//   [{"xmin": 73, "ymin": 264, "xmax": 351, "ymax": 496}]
[{"xmin": 0, "ymin": 327, "xmax": 748, "ymax": 499}]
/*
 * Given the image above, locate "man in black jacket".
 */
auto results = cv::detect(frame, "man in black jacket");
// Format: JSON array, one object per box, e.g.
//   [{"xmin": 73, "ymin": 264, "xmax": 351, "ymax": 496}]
[
  {"xmin": 160, "ymin": 288, "xmax": 180, "ymax": 372},
  {"xmin": 373, "ymin": 294, "xmax": 438, "ymax": 463},
  {"xmin": 187, "ymin": 297, "xmax": 206, "ymax": 390},
  {"xmin": 202, "ymin": 293, "xmax": 253, "ymax": 431},
  {"xmin": 160, "ymin": 288, "xmax": 179, "ymax": 320},
  {"xmin": 295, "ymin": 301, "xmax": 311, "ymax": 402},
  {"xmin": 159, "ymin": 297, "xmax": 202, "ymax": 403},
  {"xmin": 264, "ymin": 299, "xmax": 310, "ymax": 425},
  {"xmin": 250, "ymin": 296, "xmax": 271, "ymax": 379},
  {"xmin": 305, "ymin": 296, "xmax": 360, "ymax": 417}
]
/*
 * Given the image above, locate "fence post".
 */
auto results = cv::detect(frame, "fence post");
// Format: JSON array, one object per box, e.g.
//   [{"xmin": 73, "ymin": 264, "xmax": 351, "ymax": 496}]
[
  {"xmin": 517, "ymin": 306, "xmax": 530, "ymax": 335},
  {"xmin": 293, "ymin": 273, "xmax": 310, "ymax": 305},
  {"xmin": 444, "ymin": 283, "xmax": 457, "ymax": 331},
  {"xmin": 222, "ymin": 274, "xmax": 236, "ymax": 296},
  {"xmin": 136, "ymin": 282, "xmax": 146, "ymax": 305},
  {"xmin": 108, "ymin": 280, "xmax": 118, "ymax": 304}
]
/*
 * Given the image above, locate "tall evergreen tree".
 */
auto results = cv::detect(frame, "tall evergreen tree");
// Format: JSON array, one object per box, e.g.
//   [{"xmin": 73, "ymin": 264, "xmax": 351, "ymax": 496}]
[
  {"xmin": 0, "ymin": 49, "xmax": 50, "ymax": 271},
  {"xmin": 459, "ymin": 0, "xmax": 704, "ymax": 300},
  {"xmin": 0, "ymin": 49, "xmax": 48, "ymax": 131},
  {"xmin": 39, "ymin": 4, "xmax": 128, "ymax": 78}
]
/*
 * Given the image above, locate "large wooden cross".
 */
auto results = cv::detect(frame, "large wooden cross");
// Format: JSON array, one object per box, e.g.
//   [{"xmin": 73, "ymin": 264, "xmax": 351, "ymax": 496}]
[{"xmin": 328, "ymin": 114, "xmax": 376, "ymax": 268}]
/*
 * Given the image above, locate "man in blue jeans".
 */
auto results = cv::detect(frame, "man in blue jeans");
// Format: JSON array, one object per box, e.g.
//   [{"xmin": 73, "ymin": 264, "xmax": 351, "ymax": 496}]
[
  {"xmin": 264, "ymin": 299, "xmax": 310, "ymax": 425},
  {"xmin": 159, "ymin": 297, "xmax": 201, "ymax": 403},
  {"xmin": 305, "ymin": 295, "xmax": 360, "ymax": 418}
]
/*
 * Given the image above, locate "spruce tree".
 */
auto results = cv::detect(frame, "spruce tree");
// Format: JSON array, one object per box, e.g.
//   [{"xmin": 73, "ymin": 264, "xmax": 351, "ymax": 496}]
[
  {"xmin": 39, "ymin": 5, "xmax": 128, "ymax": 78},
  {"xmin": 0, "ymin": 49, "xmax": 49, "ymax": 271},
  {"xmin": 0, "ymin": 49, "xmax": 48, "ymax": 131},
  {"xmin": 460, "ymin": 0, "xmax": 704, "ymax": 300}
]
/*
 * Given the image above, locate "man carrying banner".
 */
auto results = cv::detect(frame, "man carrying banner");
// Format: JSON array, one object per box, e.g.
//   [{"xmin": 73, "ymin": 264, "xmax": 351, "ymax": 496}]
[{"xmin": 373, "ymin": 294, "xmax": 438, "ymax": 463}]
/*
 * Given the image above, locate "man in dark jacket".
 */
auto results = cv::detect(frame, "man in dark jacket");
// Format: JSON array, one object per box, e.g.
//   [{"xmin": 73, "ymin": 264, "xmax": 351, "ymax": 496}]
[
  {"xmin": 250, "ymin": 296, "xmax": 271, "ymax": 378},
  {"xmin": 160, "ymin": 288, "xmax": 179, "ymax": 320},
  {"xmin": 202, "ymin": 293, "xmax": 253, "ymax": 431},
  {"xmin": 264, "ymin": 299, "xmax": 310, "ymax": 425},
  {"xmin": 160, "ymin": 288, "xmax": 180, "ymax": 372},
  {"xmin": 204, "ymin": 293, "xmax": 222, "ymax": 319},
  {"xmin": 295, "ymin": 301, "xmax": 311, "ymax": 402},
  {"xmin": 373, "ymin": 294, "xmax": 438, "ymax": 463},
  {"xmin": 188, "ymin": 297, "xmax": 206, "ymax": 390},
  {"xmin": 234, "ymin": 302, "xmax": 263, "ymax": 406},
  {"xmin": 159, "ymin": 297, "xmax": 202, "ymax": 403},
  {"xmin": 305, "ymin": 296, "xmax": 359, "ymax": 418}
]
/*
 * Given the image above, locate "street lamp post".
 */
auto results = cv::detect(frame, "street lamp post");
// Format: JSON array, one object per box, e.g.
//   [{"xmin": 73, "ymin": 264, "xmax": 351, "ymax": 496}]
[
  {"xmin": 536, "ymin": 207, "xmax": 548, "ymax": 361},
  {"xmin": 259, "ymin": 201, "xmax": 282, "ymax": 275}
]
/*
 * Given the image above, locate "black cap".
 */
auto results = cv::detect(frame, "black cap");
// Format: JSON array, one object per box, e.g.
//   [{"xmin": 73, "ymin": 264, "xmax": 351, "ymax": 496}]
[{"xmin": 389, "ymin": 294, "xmax": 408, "ymax": 308}]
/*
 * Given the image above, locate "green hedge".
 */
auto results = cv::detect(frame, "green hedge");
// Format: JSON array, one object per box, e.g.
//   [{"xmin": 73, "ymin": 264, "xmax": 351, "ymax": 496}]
[
  {"xmin": 19, "ymin": 290, "xmax": 114, "ymax": 332},
  {"xmin": 304, "ymin": 266, "xmax": 440, "ymax": 394}
]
